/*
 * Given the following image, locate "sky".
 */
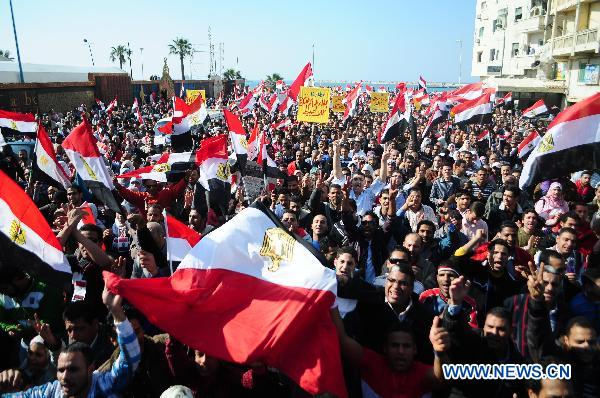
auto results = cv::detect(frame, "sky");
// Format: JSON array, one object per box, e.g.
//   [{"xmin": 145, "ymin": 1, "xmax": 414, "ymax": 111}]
[{"xmin": 1, "ymin": 0, "xmax": 476, "ymax": 83}]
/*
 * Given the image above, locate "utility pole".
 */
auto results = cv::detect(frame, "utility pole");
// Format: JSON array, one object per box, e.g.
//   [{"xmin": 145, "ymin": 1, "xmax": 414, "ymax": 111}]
[
  {"xmin": 9, "ymin": 0, "xmax": 24, "ymax": 83},
  {"xmin": 312, "ymin": 43, "xmax": 315, "ymax": 74},
  {"xmin": 83, "ymin": 39, "xmax": 95, "ymax": 67},
  {"xmin": 208, "ymin": 27, "xmax": 215, "ymax": 78},
  {"xmin": 140, "ymin": 48, "xmax": 144, "ymax": 79},
  {"xmin": 127, "ymin": 42, "xmax": 133, "ymax": 79},
  {"xmin": 456, "ymin": 39, "xmax": 463, "ymax": 84}
]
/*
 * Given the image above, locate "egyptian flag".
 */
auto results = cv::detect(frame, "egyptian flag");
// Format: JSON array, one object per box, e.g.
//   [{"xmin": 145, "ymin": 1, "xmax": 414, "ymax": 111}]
[
  {"xmin": 247, "ymin": 121, "xmax": 260, "ymax": 161},
  {"xmin": 271, "ymin": 118, "xmax": 292, "ymax": 131},
  {"xmin": 0, "ymin": 170, "xmax": 71, "ymax": 286},
  {"xmin": 449, "ymin": 82, "xmax": 484, "ymax": 102},
  {"xmin": 278, "ymin": 63, "xmax": 313, "ymax": 114},
  {"xmin": 419, "ymin": 75, "xmax": 427, "ymax": 92},
  {"xmin": 105, "ymin": 97, "xmax": 117, "ymax": 114},
  {"xmin": 33, "ymin": 124, "xmax": 71, "ymax": 189},
  {"xmin": 132, "ymin": 98, "xmax": 143, "ymax": 125},
  {"xmin": 164, "ymin": 212, "xmax": 202, "ymax": 262},
  {"xmin": 496, "ymin": 92, "xmax": 513, "ymax": 108},
  {"xmin": 423, "ymin": 100, "xmax": 450, "ymax": 136},
  {"xmin": 196, "ymin": 135, "xmax": 232, "ymax": 213},
  {"xmin": 379, "ymin": 92, "xmax": 411, "ymax": 144},
  {"xmin": 95, "ymin": 99, "xmax": 105, "ymax": 110},
  {"xmin": 365, "ymin": 85, "xmax": 373, "ymax": 95},
  {"xmin": 62, "ymin": 118, "xmax": 121, "ymax": 213},
  {"xmin": 103, "ymin": 201, "xmax": 346, "ymax": 398},
  {"xmin": 520, "ymin": 92, "xmax": 600, "ymax": 189},
  {"xmin": 0, "ymin": 110, "xmax": 37, "ymax": 138},
  {"xmin": 172, "ymin": 95, "xmax": 208, "ymax": 150},
  {"xmin": 117, "ymin": 151, "xmax": 196, "ymax": 183},
  {"xmin": 517, "ymin": 130, "xmax": 541, "ymax": 159},
  {"xmin": 451, "ymin": 92, "xmax": 493, "ymax": 126},
  {"xmin": 223, "ymin": 109, "xmax": 248, "ymax": 174},
  {"xmin": 342, "ymin": 84, "xmax": 361, "ymax": 121},
  {"xmin": 477, "ymin": 130, "xmax": 490, "ymax": 142},
  {"xmin": 258, "ymin": 131, "xmax": 280, "ymax": 180},
  {"xmin": 522, "ymin": 99, "xmax": 548, "ymax": 119}
]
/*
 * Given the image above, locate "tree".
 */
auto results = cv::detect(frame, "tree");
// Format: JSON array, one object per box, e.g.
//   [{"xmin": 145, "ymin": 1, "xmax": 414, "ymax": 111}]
[
  {"xmin": 168, "ymin": 38, "xmax": 194, "ymax": 81},
  {"xmin": 109, "ymin": 45, "xmax": 128, "ymax": 69},
  {"xmin": 266, "ymin": 73, "xmax": 283, "ymax": 90},
  {"xmin": 223, "ymin": 68, "xmax": 242, "ymax": 80},
  {"xmin": 0, "ymin": 50, "xmax": 14, "ymax": 61}
]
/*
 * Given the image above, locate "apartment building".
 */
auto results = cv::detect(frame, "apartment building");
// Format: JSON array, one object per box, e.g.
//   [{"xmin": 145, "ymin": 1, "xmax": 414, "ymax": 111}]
[{"xmin": 473, "ymin": 0, "xmax": 600, "ymax": 107}]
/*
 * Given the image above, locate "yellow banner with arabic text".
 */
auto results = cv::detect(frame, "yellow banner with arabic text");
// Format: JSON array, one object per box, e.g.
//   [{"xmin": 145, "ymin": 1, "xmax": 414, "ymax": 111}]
[
  {"xmin": 370, "ymin": 92, "xmax": 389, "ymax": 113},
  {"xmin": 297, "ymin": 87, "xmax": 331, "ymax": 123},
  {"xmin": 331, "ymin": 95, "xmax": 345, "ymax": 113}
]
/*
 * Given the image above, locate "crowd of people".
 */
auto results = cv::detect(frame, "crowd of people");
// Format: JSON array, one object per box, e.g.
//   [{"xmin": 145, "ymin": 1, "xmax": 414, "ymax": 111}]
[{"xmin": 0, "ymin": 85, "xmax": 599, "ymax": 398}]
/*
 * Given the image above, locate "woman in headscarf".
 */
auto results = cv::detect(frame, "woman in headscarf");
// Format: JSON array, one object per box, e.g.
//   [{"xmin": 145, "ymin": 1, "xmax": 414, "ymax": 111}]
[{"xmin": 535, "ymin": 182, "xmax": 570, "ymax": 225}]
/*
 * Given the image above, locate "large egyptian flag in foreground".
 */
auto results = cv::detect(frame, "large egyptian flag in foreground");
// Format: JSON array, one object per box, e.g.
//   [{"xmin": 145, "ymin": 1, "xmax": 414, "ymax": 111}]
[
  {"xmin": 62, "ymin": 118, "xmax": 121, "ymax": 213},
  {"xmin": 103, "ymin": 202, "xmax": 346, "ymax": 397},
  {"xmin": 451, "ymin": 92, "xmax": 493, "ymax": 126},
  {"xmin": 164, "ymin": 212, "xmax": 201, "ymax": 262},
  {"xmin": 0, "ymin": 110, "xmax": 37, "ymax": 133},
  {"xmin": 33, "ymin": 124, "xmax": 71, "ymax": 189},
  {"xmin": 223, "ymin": 109, "xmax": 248, "ymax": 174},
  {"xmin": 520, "ymin": 92, "xmax": 600, "ymax": 189},
  {"xmin": 0, "ymin": 170, "xmax": 71, "ymax": 285}
]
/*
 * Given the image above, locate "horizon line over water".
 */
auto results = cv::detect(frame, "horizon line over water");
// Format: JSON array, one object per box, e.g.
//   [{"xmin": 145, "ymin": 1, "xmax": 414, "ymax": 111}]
[{"xmin": 244, "ymin": 80, "xmax": 457, "ymax": 92}]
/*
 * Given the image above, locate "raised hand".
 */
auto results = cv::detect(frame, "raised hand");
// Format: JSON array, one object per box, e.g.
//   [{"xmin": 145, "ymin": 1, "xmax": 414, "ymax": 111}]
[
  {"xmin": 448, "ymin": 275, "xmax": 471, "ymax": 306},
  {"xmin": 526, "ymin": 261, "xmax": 545, "ymax": 301},
  {"xmin": 102, "ymin": 286, "xmax": 126, "ymax": 322},
  {"xmin": 111, "ymin": 256, "xmax": 127, "ymax": 277},
  {"xmin": 0, "ymin": 369, "xmax": 23, "ymax": 392},
  {"xmin": 32, "ymin": 313, "xmax": 58, "ymax": 349},
  {"xmin": 429, "ymin": 316, "xmax": 450, "ymax": 353}
]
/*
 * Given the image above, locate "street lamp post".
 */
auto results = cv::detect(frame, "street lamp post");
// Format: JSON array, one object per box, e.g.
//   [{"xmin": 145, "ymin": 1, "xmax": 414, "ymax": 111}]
[
  {"xmin": 83, "ymin": 39, "xmax": 95, "ymax": 66},
  {"xmin": 9, "ymin": 0, "xmax": 24, "ymax": 83},
  {"xmin": 140, "ymin": 48, "xmax": 144, "ymax": 80},
  {"xmin": 456, "ymin": 39, "xmax": 463, "ymax": 85}
]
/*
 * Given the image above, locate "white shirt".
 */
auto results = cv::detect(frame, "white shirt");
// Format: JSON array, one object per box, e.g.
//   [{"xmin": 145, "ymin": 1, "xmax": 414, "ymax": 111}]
[{"xmin": 332, "ymin": 176, "xmax": 384, "ymax": 215}]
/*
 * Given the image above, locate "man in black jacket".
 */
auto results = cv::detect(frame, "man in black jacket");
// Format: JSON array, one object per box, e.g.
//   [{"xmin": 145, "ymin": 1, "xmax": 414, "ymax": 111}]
[{"xmin": 442, "ymin": 275, "xmax": 526, "ymax": 397}]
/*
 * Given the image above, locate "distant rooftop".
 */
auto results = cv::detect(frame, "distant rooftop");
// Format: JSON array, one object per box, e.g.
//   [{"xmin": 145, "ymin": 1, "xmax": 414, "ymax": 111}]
[{"xmin": 0, "ymin": 61, "xmax": 126, "ymax": 84}]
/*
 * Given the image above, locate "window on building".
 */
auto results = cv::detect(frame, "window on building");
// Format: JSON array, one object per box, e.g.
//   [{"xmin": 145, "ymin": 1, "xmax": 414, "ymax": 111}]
[
  {"xmin": 481, "ymin": 1, "xmax": 487, "ymax": 12},
  {"xmin": 490, "ymin": 49, "xmax": 496, "ymax": 61},
  {"xmin": 512, "ymin": 43, "xmax": 519, "ymax": 57},
  {"xmin": 477, "ymin": 52, "xmax": 483, "ymax": 62},
  {"xmin": 479, "ymin": 26, "xmax": 485, "ymax": 37},
  {"xmin": 515, "ymin": 7, "xmax": 523, "ymax": 22},
  {"xmin": 578, "ymin": 62, "xmax": 587, "ymax": 83}
]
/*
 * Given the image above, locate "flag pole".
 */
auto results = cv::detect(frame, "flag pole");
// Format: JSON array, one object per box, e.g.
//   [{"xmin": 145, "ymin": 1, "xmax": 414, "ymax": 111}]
[
  {"xmin": 9, "ymin": 0, "xmax": 25, "ymax": 84},
  {"xmin": 163, "ymin": 209, "xmax": 174, "ymax": 275}
]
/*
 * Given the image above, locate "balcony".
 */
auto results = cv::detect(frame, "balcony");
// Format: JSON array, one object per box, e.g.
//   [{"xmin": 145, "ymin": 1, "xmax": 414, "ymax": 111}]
[
  {"xmin": 516, "ymin": 15, "xmax": 545, "ymax": 33},
  {"xmin": 553, "ymin": 0, "xmax": 595, "ymax": 13},
  {"xmin": 552, "ymin": 28, "xmax": 599, "ymax": 56}
]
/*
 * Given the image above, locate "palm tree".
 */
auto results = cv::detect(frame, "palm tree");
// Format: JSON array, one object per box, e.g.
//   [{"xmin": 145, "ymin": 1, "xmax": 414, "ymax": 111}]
[
  {"xmin": 266, "ymin": 73, "xmax": 283, "ymax": 90},
  {"xmin": 168, "ymin": 38, "xmax": 194, "ymax": 81},
  {"xmin": 223, "ymin": 68, "xmax": 242, "ymax": 80},
  {"xmin": 0, "ymin": 50, "xmax": 14, "ymax": 60},
  {"xmin": 109, "ymin": 45, "xmax": 128, "ymax": 69}
]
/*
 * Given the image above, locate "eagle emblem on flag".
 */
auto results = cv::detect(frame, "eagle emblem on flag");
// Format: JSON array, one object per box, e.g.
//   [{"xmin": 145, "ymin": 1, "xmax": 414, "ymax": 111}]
[
  {"xmin": 216, "ymin": 162, "xmax": 231, "ymax": 181},
  {"xmin": 38, "ymin": 154, "xmax": 49, "ymax": 167},
  {"xmin": 9, "ymin": 220, "xmax": 26, "ymax": 245},
  {"xmin": 152, "ymin": 163, "xmax": 171, "ymax": 173},
  {"xmin": 79, "ymin": 154, "xmax": 98, "ymax": 181},
  {"xmin": 259, "ymin": 228, "xmax": 296, "ymax": 272},
  {"xmin": 538, "ymin": 133, "xmax": 554, "ymax": 153},
  {"xmin": 239, "ymin": 137, "xmax": 248, "ymax": 149},
  {"xmin": 10, "ymin": 120, "xmax": 17, "ymax": 130}
]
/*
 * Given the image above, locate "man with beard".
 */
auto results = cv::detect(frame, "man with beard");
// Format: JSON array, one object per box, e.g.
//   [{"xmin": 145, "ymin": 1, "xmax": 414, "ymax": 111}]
[
  {"xmin": 419, "ymin": 261, "xmax": 479, "ymax": 328},
  {"xmin": 441, "ymin": 276, "xmax": 526, "ymax": 398},
  {"xmin": 527, "ymin": 264, "xmax": 600, "ymax": 397}
]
